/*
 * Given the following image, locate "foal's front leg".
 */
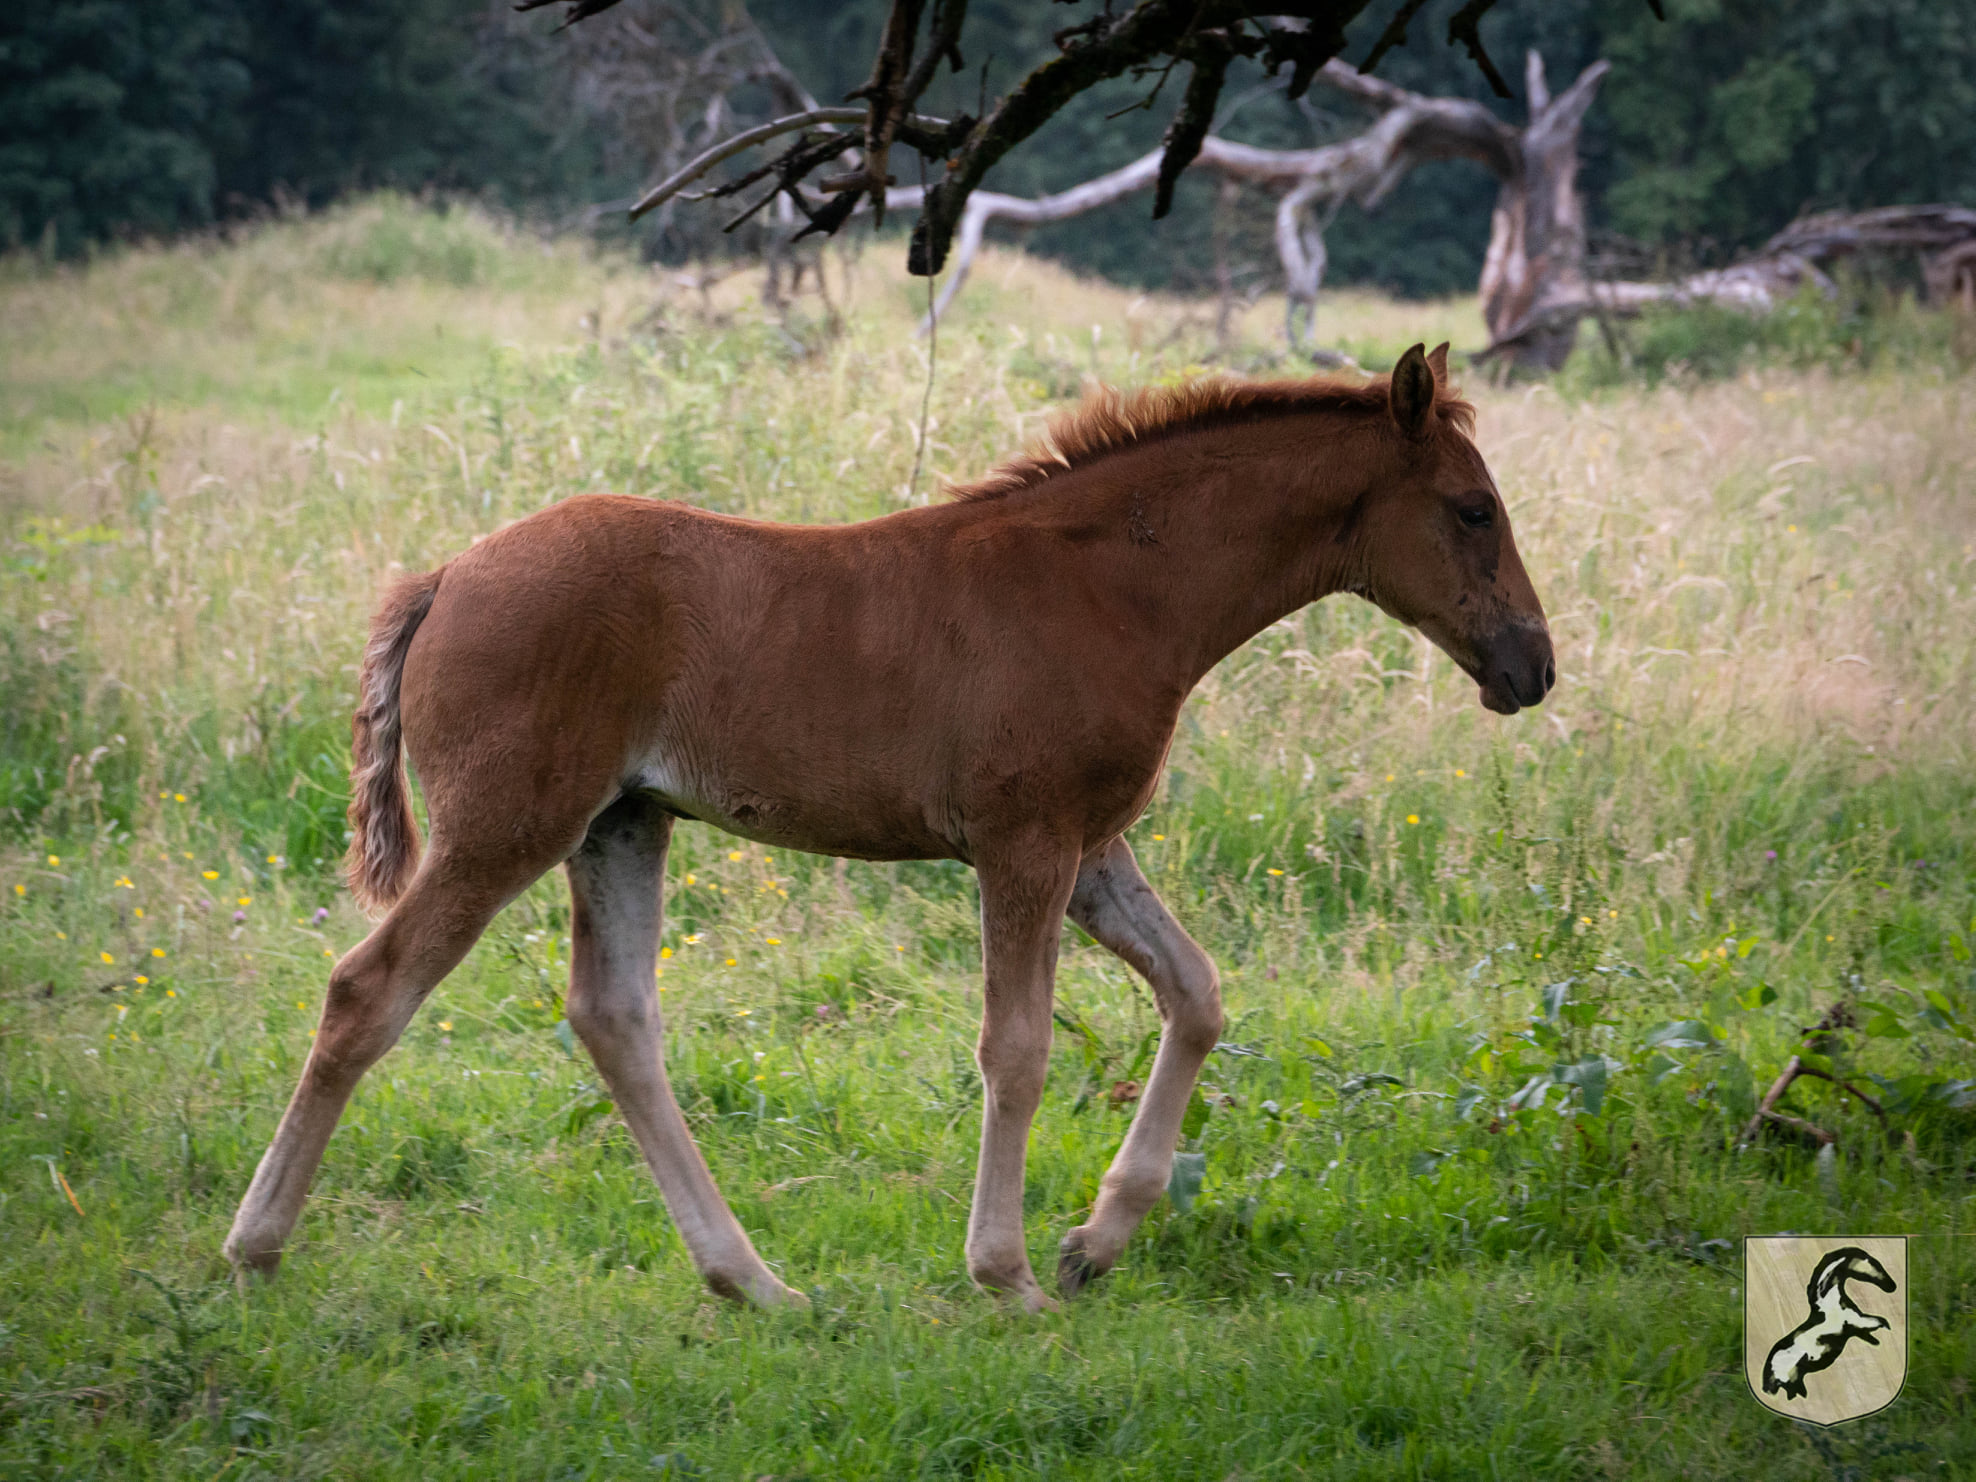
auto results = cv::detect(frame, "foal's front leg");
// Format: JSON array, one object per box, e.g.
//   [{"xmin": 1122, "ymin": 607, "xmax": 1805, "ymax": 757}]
[
  {"xmin": 565, "ymin": 796, "xmax": 803, "ymax": 1308},
  {"xmin": 967, "ymin": 843, "xmax": 1081, "ymax": 1313},
  {"xmin": 1057, "ymin": 837, "xmax": 1223, "ymax": 1296}
]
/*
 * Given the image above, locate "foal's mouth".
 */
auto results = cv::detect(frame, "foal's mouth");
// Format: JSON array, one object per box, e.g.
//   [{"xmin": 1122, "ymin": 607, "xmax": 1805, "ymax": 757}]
[{"xmin": 1453, "ymin": 643, "xmax": 1555, "ymax": 716}]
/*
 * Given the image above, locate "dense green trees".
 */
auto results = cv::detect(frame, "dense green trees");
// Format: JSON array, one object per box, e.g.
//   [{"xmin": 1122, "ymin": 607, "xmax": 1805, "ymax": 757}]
[
  {"xmin": 0, "ymin": 0, "xmax": 248, "ymax": 252},
  {"xmin": 0, "ymin": 0, "xmax": 613, "ymax": 257},
  {"xmin": 1600, "ymin": 0, "xmax": 1976, "ymax": 254},
  {"xmin": 5, "ymin": 0, "xmax": 1972, "ymax": 293}
]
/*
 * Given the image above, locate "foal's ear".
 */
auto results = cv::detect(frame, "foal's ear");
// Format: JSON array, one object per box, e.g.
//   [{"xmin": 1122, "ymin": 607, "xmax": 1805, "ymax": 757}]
[
  {"xmin": 1389, "ymin": 342, "xmax": 1436, "ymax": 439},
  {"xmin": 1426, "ymin": 341, "xmax": 1451, "ymax": 384}
]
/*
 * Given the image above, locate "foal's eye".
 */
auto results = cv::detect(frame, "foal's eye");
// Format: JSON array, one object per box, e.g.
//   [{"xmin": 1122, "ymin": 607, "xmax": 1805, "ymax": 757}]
[{"xmin": 1458, "ymin": 505, "xmax": 1493, "ymax": 530}]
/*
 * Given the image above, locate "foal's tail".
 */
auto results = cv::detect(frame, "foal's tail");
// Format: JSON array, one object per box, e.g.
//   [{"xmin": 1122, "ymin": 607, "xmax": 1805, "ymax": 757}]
[{"xmin": 347, "ymin": 566, "xmax": 445, "ymax": 916}]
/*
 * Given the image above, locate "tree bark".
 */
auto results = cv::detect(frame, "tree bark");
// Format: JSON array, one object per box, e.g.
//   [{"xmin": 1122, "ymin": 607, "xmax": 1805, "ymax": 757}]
[{"xmin": 1475, "ymin": 52, "xmax": 1609, "ymax": 372}]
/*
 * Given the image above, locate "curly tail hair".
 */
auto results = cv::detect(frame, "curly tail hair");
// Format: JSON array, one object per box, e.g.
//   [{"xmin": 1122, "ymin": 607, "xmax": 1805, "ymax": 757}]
[{"xmin": 346, "ymin": 567, "xmax": 445, "ymax": 915}]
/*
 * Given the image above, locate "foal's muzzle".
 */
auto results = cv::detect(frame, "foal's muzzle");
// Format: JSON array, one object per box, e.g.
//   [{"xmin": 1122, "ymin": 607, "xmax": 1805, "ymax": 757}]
[{"xmin": 1475, "ymin": 623, "xmax": 1555, "ymax": 716}]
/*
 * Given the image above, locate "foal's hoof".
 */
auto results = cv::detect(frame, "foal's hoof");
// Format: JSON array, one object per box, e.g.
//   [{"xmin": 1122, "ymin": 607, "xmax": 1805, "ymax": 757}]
[
  {"xmin": 708, "ymin": 1269, "xmax": 810, "ymax": 1310},
  {"xmin": 1056, "ymin": 1230, "xmax": 1106, "ymax": 1298},
  {"xmin": 760, "ymin": 1282, "xmax": 812, "ymax": 1311},
  {"xmin": 222, "ymin": 1238, "xmax": 282, "ymax": 1288}
]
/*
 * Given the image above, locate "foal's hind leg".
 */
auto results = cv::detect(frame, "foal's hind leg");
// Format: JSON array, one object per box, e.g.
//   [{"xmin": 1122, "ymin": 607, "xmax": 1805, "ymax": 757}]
[
  {"xmin": 564, "ymin": 795, "xmax": 804, "ymax": 1308},
  {"xmin": 1057, "ymin": 837, "xmax": 1223, "ymax": 1296},
  {"xmin": 225, "ymin": 860, "xmax": 529, "ymax": 1276}
]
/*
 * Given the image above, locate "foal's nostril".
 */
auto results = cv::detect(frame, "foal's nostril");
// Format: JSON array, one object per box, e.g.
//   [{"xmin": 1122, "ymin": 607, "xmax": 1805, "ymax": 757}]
[{"xmin": 1543, "ymin": 658, "xmax": 1556, "ymax": 693}]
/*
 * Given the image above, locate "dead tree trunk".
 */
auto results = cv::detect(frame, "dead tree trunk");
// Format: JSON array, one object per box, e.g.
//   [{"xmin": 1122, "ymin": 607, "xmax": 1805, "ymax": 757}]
[
  {"xmin": 1485, "ymin": 203, "xmax": 1976, "ymax": 355},
  {"xmin": 1475, "ymin": 52, "xmax": 1609, "ymax": 372}
]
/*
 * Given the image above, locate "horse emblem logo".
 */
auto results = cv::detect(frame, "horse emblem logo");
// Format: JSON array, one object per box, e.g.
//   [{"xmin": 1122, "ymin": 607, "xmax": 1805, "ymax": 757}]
[{"xmin": 1745, "ymin": 1236, "xmax": 1907, "ymax": 1425}]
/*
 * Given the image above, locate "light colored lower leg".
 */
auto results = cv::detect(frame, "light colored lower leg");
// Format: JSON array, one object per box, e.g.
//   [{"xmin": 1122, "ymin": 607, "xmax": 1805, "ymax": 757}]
[
  {"xmin": 225, "ymin": 876, "xmax": 502, "ymax": 1276},
  {"xmin": 966, "ymin": 846, "xmax": 1079, "ymax": 1313},
  {"xmin": 565, "ymin": 800, "xmax": 801, "ymax": 1308},
  {"xmin": 1059, "ymin": 838, "xmax": 1222, "ymax": 1293}
]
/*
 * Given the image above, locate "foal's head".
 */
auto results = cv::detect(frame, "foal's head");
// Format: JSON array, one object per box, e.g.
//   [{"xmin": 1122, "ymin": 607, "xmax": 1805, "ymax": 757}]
[{"xmin": 1352, "ymin": 343, "xmax": 1554, "ymax": 715}]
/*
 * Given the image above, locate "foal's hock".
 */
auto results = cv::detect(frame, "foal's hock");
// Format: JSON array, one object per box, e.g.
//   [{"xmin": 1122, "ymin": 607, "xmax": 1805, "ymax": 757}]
[{"xmin": 226, "ymin": 344, "xmax": 1553, "ymax": 1311}]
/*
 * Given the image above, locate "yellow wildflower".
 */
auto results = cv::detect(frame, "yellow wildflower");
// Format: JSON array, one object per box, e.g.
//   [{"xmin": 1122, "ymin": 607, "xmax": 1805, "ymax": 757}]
[
  {"xmin": 202, "ymin": 870, "xmax": 218, "ymax": 880},
  {"xmin": 100, "ymin": 951, "xmax": 114, "ymax": 965}
]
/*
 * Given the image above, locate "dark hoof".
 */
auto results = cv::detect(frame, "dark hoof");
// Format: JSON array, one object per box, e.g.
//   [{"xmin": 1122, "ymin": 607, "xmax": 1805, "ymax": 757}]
[{"xmin": 1056, "ymin": 1235, "xmax": 1104, "ymax": 1298}]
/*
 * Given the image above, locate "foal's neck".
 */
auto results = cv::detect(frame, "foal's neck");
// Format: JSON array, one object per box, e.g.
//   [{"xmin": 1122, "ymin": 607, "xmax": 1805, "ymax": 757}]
[{"xmin": 1011, "ymin": 411, "xmax": 1383, "ymax": 691}]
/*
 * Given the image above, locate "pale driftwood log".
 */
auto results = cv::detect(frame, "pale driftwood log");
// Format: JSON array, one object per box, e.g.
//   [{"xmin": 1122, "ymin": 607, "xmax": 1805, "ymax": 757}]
[
  {"xmin": 882, "ymin": 59, "xmax": 1525, "ymax": 348},
  {"xmin": 1488, "ymin": 203, "xmax": 1976, "ymax": 362}
]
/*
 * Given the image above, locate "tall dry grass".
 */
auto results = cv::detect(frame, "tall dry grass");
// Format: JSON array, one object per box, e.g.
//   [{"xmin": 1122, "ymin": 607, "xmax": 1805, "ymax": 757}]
[{"xmin": 4, "ymin": 208, "xmax": 1969, "ymax": 962}]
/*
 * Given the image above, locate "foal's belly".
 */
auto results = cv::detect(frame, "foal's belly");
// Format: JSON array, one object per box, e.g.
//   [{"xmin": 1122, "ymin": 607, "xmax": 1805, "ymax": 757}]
[{"xmin": 632, "ymin": 751, "xmax": 964, "ymax": 864}]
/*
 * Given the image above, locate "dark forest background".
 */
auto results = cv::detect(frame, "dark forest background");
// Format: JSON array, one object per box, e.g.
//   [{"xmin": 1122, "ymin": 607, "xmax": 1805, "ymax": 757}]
[{"xmin": 5, "ymin": 0, "xmax": 1974, "ymax": 297}]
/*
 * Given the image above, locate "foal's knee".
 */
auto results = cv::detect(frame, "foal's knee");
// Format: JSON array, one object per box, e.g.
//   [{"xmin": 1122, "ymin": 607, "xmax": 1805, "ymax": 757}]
[
  {"xmin": 976, "ymin": 1018, "xmax": 1052, "ymax": 1110},
  {"xmin": 312, "ymin": 954, "xmax": 409, "ymax": 1081},
  {"xmin": 566, "ymin": 979, "xmax": 657, "ymax": 1047},
  {"xmin": 1163, "ymin": 950, "xmax": 1223, "ymax": 1057}
]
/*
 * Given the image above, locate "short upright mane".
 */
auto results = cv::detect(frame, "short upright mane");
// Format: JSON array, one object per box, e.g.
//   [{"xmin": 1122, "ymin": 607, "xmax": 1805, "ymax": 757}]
[{"xmin": 951, "ymin": 373, "xmax": 1475, "ymax": 502}]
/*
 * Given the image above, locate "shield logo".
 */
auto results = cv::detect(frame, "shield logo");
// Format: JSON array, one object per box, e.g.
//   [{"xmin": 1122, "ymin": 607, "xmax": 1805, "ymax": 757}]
[{"xmin": 1745, "ymin": 1236, "xmax": 1907, "ymax": 1425}]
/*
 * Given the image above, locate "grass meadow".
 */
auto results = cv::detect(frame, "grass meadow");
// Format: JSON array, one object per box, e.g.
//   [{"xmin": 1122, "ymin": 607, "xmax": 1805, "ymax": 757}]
[{"xmin": 2, "ymin": 197, "xmax": 1973, "ymax": 1480}]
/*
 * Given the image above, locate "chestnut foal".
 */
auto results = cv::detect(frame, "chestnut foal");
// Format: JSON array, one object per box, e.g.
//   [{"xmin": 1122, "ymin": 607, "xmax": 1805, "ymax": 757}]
[{"xmin": 226, "ymin": 343, "xmax": 1552, "ymax": 1312}]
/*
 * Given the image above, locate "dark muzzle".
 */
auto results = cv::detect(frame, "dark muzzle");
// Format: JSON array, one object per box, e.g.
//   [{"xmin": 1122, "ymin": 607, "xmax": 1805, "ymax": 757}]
[{"xmin": 1477, "ymin": 623, "xmax": 1555, "ymax": 715}]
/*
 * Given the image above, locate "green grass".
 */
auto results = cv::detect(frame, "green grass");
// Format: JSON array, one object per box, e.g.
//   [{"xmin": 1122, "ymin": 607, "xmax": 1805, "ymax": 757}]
[{"xmin": 3, "ymin": 200, "xmax": 1975, "ymax": 1480}]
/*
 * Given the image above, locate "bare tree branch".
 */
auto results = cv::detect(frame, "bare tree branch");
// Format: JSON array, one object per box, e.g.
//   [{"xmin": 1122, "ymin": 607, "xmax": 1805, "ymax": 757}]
[{"xmin": 629, "ymin": 107, "xmax": 951, "ymax": 221}]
